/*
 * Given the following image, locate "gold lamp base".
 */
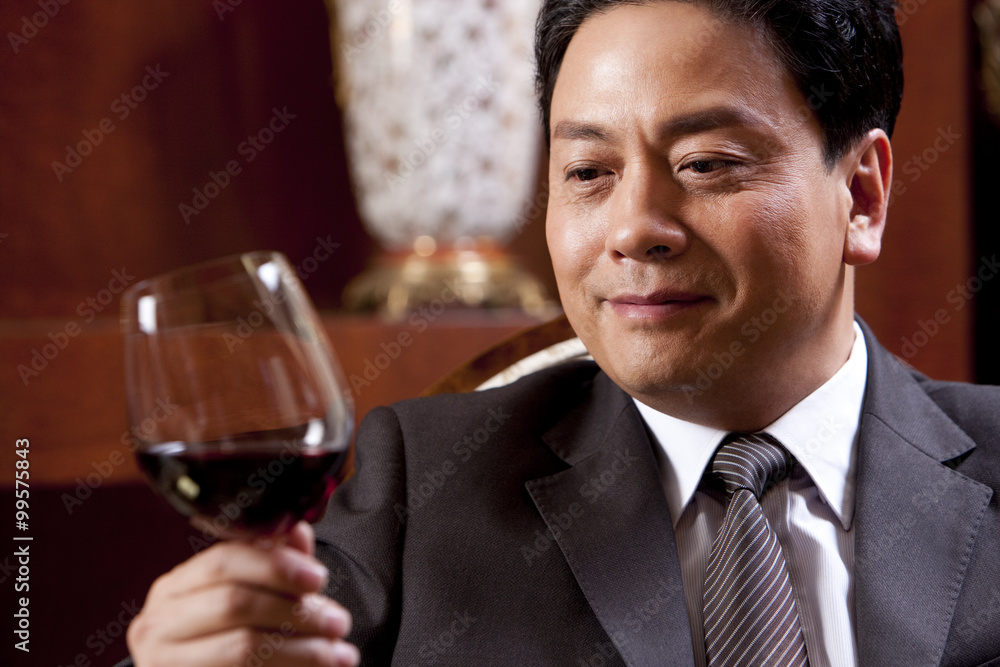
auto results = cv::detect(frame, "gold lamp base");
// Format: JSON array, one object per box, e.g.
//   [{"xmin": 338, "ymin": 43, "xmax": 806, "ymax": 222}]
[{"xmin": 343, "ymin": 237, "xmax": 553, "ymax": 320}]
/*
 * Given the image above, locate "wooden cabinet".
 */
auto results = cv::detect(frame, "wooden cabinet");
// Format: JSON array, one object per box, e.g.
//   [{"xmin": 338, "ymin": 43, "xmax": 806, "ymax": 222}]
[{"xmin": 0, "ymin": 313, "xmax": 543, "ymax": 487}]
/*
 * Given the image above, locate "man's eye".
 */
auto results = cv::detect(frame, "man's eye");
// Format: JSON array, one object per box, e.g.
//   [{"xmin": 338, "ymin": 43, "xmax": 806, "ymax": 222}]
[
  {"xmin": 689, "ymin": 160, "xmax": 721, "ymax": 174},
  {"xmin": 568, "ymin": 168, "xmax": 601, "ymax": 182},
  {"xmin": 684, "ymin": 158, "xmax": 741, "ymax": 175}
]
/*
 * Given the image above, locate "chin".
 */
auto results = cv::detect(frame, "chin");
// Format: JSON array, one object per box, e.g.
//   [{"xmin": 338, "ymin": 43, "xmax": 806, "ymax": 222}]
[{"xmin": 591, "ymin": 344, "xmax": 692, "ymax": 396}]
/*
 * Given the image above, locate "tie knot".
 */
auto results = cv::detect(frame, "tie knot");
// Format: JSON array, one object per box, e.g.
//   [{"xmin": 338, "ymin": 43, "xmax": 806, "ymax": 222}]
[{"xmin": 711, "ymin": 433, "xmax": 792, "ymax": 499}]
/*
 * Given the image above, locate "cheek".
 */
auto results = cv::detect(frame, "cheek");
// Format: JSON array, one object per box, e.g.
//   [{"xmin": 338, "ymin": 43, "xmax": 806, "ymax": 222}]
[
  {"xmin": 546, "ymin": 207, "xmax": 603, "ymax": 286},
  {"xmin": 757, "ymin": 199, "xmax": 808, "ymax": 268},
  {"xmin": 762, "ymin": 180, "xmax": 848, "ymax": 287},
  {"xmin": 727, "ymin": 186, "xmax": 845, "ymax": 315},
  {"xmin": 728, "ymin": 190, "xmax": 811, "ymax": 282}
]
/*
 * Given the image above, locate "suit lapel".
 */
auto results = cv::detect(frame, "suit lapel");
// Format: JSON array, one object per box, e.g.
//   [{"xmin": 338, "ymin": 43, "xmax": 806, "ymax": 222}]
[
  {"xmin": 853, "ymin": 327, "xmax": 993, "ymax": 666},
  {"xmin": 526, "ymin": 373, "xmax": 696, "ymax": 667}
]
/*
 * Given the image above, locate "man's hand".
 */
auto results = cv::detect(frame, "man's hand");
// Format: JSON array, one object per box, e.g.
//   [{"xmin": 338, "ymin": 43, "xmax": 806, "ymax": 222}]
[{"xmin": 127, "ymin": 521, "xmax": 360, "ymax": 667}]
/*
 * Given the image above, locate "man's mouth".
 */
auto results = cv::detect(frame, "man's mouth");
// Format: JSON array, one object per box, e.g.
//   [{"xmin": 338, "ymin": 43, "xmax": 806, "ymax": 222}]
[{"xmin": 605, "ymin": 290, "xmax": 711, "ymax": 319}]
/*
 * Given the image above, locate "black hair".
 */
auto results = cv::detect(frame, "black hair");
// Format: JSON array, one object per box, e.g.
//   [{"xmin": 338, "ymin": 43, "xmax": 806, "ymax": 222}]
[{"xmin": 535, "ymin": 0, "xmax": 904, "ymax": 163}]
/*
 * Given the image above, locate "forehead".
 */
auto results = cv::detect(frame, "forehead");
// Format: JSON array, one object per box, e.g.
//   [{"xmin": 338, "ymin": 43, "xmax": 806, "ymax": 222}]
[{"xmin": 550, "ymin": 2, "xmax": 807, "ymax": 140}]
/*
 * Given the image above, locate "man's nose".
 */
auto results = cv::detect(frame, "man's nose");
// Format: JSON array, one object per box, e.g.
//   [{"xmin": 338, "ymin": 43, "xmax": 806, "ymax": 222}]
[{"xmin": 605, "ymin": 163, "xmax": 690, "ymax": 261}]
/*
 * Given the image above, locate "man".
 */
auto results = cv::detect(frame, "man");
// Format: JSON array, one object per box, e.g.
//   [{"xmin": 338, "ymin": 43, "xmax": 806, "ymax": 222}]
[{"xmin": 124, "ymin": 0, "xmax": 1000, "ymax": 665}]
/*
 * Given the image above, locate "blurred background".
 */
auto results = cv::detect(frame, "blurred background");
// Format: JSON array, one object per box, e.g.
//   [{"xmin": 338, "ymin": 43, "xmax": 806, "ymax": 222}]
[{"xmin": 1, "ymin": 0, "xmax": 998, "ymax": 664}]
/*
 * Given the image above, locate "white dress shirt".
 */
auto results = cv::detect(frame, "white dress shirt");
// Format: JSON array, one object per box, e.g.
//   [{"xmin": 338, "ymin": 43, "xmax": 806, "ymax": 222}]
[{"xmin": 634, "ymin": 322, "xmax": 868, "ymax": 667}]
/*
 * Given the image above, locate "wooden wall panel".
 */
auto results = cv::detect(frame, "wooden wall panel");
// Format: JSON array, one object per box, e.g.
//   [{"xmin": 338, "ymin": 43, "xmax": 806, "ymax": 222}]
[
  {"xmin": 855, "ymin": 0, "xmax": 975, "ymax": 381},
  {"xmin": 0, "ymin": 313, "xmax": 542, "ymax": 487},
  {"xmin": 0, "ymin": 0, "xmax": 373, "ymax": 317}
]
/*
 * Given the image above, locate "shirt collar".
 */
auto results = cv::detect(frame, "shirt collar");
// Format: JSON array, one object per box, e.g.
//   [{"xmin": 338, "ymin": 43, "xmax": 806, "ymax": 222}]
[{"xmin": 634, "ymin": 321, "xmax": 868, "ymax": 530}]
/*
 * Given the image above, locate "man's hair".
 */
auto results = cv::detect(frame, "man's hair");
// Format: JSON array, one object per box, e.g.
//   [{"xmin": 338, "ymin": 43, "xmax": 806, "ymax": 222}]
[{"xmin": 535, "ymin": 0, "xmax": 904, "ymax": 164}]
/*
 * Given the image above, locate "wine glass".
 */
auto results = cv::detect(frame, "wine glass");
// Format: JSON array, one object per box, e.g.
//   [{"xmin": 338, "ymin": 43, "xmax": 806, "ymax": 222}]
[{"xmin": 121, "ymin": 251, "xmax": 354, "ymax": 539}]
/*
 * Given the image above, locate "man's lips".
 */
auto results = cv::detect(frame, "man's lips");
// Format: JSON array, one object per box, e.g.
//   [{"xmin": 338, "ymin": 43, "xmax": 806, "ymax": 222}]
[
  {"xmin": 605, "ymin": 291, "xmax": 711, "ymax": 319},
  {"xmin": 607, "ymin": 290, "xmax": 706, "ymax": 305}
]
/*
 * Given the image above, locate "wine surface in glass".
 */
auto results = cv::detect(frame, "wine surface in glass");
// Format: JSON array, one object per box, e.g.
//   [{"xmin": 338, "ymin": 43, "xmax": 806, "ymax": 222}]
[{"xmin": 136, "ymin": 426, "xmax": 348, "ymax": 538}]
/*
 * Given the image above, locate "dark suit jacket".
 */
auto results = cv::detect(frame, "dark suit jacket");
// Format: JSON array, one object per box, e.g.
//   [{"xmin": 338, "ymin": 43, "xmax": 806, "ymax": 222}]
[
  {"xmin": 315, "ymin": 323, "xmax": 1000, "ymax": 666},
  {"xmin": 115, "ymin": 324, "xmax": 1000, "ymax": 667}
]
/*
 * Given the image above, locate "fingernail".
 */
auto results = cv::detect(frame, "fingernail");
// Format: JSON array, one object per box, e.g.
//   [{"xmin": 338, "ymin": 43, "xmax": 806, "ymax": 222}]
[
  {"xmin": 322, "ymin": 606, "xmax": 352, "ymax": 636},
  {"xmin": 331, "ymin": 641, "xmax": 360, "ymax": 666}
]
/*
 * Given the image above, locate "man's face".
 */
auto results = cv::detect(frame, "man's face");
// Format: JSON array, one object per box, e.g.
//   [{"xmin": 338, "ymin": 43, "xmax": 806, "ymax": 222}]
[{"xmin": 546, "ymin": 2, "xmax": 865, "ymax": 426}]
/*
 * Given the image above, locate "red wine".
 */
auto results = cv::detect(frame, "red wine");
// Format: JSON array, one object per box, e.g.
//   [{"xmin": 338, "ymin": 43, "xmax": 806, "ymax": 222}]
[{"xmin": 137, "ymin": 432, "xmax": 347, "ymax": 538}]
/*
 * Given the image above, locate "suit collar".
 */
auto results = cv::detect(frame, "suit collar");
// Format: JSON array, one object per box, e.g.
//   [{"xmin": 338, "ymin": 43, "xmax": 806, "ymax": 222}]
[
  {"xmin": 541, "ymin": 371, "xmax": 633, "ymax": 465},
  {"xmin": 855, "ymin": 318, "xmax": 977, "ymax": 463},
  {"xmin": 853, "ymin": 319, "xmax": 993, "ymax": 666},
  {"xmin": 529, "ymin": 372, "xmax": 697, "ymax": 667}
]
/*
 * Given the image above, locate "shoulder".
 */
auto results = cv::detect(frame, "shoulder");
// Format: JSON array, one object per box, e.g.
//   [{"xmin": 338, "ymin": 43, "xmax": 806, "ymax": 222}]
[
  {"xmin": 918, "ymin": 374, "xmax": 1000, "ymax": 410},
  {"xmin": 916, "ymin": 375, "xmax": 1000, "ymax": 444},
  {"xmin": 367, "ymin": 359, "xmax": 605, "ymax": 436},
  {"xmin": 891, "ymin": 362, "xmax": 1000, "ymax": 473},
  {"xmin": 863, "ymin": 323, "xmax": 1000, "ymax": 449},
  {"xmin": 349, "ymin": 359, "xmax": 611, "ymax": 482}
]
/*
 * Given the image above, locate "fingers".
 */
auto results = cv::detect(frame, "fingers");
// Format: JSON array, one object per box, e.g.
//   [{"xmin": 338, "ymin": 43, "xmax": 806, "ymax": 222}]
[
  {"xmin": 128, "ymin": 531, "xmax": 360, "ymax": 667},
  {"xmin": 286, "ymin": 521, "xmax": 316, "ymax": 557},
  {"xmin": 251, "ymin": 521, "xmax": 315, "ymax": 557},
  {"xmin": 151, "ymin": 538, "xmax": 329, "ymax": 601},
  {"xmin": 148, "ymin": 589, "xmax": 350, "ymax": 642},
  {"xmin": 129, "ymin": 627, "xmax": 360, "ymax": 667},
  {"xmin": 130, "ymin": 587, "xmax": 358, "ymax": 666}
]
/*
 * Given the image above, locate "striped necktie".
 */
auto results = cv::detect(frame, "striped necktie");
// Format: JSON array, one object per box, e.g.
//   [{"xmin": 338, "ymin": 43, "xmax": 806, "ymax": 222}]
[{"xmin": 703, "ymin": 433, "xmax": 809, "ymax": 667}]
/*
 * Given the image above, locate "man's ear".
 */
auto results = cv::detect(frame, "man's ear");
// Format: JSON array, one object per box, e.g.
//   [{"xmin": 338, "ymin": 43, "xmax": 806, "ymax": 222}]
[{"xmin": 843, "ymin": 129, "xmax": 892, "ymax": 266}]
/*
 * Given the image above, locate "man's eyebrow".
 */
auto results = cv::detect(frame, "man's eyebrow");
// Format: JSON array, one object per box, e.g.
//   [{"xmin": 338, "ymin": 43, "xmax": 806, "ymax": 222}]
[
  {"xmin": 551, "ymin": 106, "xmax": 770, "ymax": 144},
  {"xmin": 661, "ymin": 106, "xmax": 769, "ymax": 138},
  {"xmin": 551, "ymin": 120, "xmax": 614, "ymax": 143}
]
